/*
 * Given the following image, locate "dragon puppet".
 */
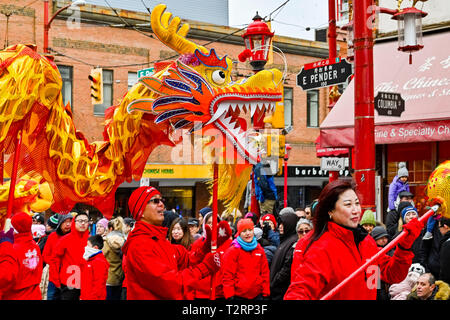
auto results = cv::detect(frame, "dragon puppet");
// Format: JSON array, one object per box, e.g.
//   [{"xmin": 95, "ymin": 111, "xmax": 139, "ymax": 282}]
[{"xmin": 0, "ymin": 4, "xmax": 283, "ymax": 220}]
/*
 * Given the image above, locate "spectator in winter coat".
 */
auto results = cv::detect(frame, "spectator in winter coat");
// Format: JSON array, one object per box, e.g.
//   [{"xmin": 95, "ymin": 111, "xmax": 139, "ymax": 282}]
[
  {"xmin": 392, "ymin": 206, "xmax": 422, "ymax": 264},
  {"xmin": 96, "ymin": 218, "xmax": 109, "ymax": 239},
  {"xmin": 407, "ymin": 273, "xmax": 450, "ymax": 300},
  {"xmin": 222, "ymin": 218, "xmax": 270, "ymax": 300},
  {"xmin": 38, "ymin": 213, "xmax": 59, "ymax": 255},
  {"xmin": 103, "ymin": 217, "xmax": 126, "ymax": 300},
  {"xmin": 80, "ymin": 235, "xmax": 109, "ymax": 300},
  {"xmin": 52, "ymin": 211, "xmax": 90, "ymax": 300},
  {"xmin": 389, "ymin": 263, "xmax": 426, "ymax": 300},
  {"xmin": 270, "ymin": 212, "xmax": 299, "ymax": 300},
  {"xmin": 285, "ymin": 179, "xmax": 423, "ymax": 300},
  {"xmin": 42, "ymin": 213, "xmax": 72, "ymax": 300},
  {"xmin": 386, "ymin": 193, "xmax": 415, "ymax": 240},
  {"xmin": 388, "ymin": 162, "xmax": 410, "ymax": 212},
  {"xmin": 122, "ymin": 186, "xmax": 221, "ymax": 300},
  {"xmin": 0, "ymin": 212, "xmax": 43, "ymax": 300},
  {"xmin": 360, "ymin": 209, "xmax": 376, "ymax": 234}
]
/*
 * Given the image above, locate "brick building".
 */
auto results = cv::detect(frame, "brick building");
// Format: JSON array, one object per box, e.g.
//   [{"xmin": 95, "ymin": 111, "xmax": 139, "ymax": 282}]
[{"xmin": 0, "ymin": 0, "xmax": 348, "ymax": 218}]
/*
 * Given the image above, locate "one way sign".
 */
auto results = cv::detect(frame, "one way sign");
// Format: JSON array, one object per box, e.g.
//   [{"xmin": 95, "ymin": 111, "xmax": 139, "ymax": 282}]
[{"xmin": 320, "ymin": 157, "xmax": 347, "ymax": 171}]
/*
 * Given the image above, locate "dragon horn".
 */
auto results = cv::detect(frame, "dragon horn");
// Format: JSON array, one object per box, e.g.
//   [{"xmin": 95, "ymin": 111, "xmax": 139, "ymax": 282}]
[{"xmin": 151, "ymin": 4, "xmax": 208, "ymax": 56}]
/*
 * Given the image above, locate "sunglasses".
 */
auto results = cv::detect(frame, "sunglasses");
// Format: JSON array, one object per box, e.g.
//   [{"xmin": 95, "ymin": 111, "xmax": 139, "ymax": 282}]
[
  {"xmin": 148, "ymin": 198, "xmax": 165, "ymax": 204},
  {"xmin": 297, "ymin": 229, "xmax": 311, "ymax": 235}
]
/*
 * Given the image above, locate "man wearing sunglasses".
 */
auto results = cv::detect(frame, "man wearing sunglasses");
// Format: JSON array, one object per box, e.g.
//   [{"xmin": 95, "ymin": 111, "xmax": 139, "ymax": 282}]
[{"xmin": 122, "ymin": 186, "xmax": 225, "ymax": 300}]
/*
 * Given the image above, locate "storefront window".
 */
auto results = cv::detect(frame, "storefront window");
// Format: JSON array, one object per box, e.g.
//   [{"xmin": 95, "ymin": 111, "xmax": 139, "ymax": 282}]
[{"xmin": 158, "ymin": 187, "xmax": 194, "ymax": 217}]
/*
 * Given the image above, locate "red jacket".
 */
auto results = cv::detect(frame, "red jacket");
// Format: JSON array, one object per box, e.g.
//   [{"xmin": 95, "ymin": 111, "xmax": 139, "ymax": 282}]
[
  {"xmin": 52, "ymin": 220, "xmax": 89, "ymax": 288},
  {"xmin": 121, "ymin": 221, "xmax": 212, "ymax": 300},
  {"xmin": 0, "ymin": 241, "xmax": 18, "ymax": 299},
  {"xmin": 284, "ymin": 222, "xmax": 414, "ymax": 300},
  {"xmin": 42, "ymin": 231, "xmax": 64, "ymax": 285},
  {"xmin": 191, "ymin": 237, "xmax": 232, "ymax": 299},
  {"xmin": 1, "ymin": 232, "xmax": 43, "ymax": 300},
  {"xmin": 80, "ymin": 252, "xmax": 109, "ymax": 300},
  {"xmin": 222, "ymin": 241, "xmax": 270, "ymax": 299}
]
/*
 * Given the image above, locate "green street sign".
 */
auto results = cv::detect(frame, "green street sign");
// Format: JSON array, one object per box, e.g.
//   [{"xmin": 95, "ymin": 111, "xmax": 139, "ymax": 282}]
[{"xmin": 137, "ymin": 67, "xmax": 154, "ymax": 78}]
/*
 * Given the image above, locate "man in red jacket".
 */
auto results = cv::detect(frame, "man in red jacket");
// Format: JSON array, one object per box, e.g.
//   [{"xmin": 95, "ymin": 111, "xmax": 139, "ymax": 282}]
[
  {"xmin": 42, "ymin": 213, "xmax": 72, "ymax": 300},
  {"xmin": 122, "ymin": 186, "xmax": 222, "ymax": 300},
  {"xmin": 0, "ymin": 212, "xmax": 43, "ymax": 300},
  {"xmin": 52, "ymin": 211, "xmax": 90, "ymax": 300},
  {"xmin": 80, "ymin": 235, "xmax": 109, "ymax": 300}
]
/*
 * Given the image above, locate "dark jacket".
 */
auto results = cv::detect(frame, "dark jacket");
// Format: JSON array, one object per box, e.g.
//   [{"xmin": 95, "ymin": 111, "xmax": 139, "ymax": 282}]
[
  {"xmin": 439, "ymin": 231, "xmax": 450, "ymax": 284},
  {"xmin": 270, "ymin": 233, "xmax": 298, "ymax": 300},
  {"xmin": 417, "ymin": 223, "xmax": 443, "ymax": 277}
]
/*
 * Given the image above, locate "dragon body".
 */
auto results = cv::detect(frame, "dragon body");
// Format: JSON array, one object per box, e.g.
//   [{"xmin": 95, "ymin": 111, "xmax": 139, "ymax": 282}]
[{"xmin": 0, "ymin": 4, "xmax": 283, "ymax": 219}]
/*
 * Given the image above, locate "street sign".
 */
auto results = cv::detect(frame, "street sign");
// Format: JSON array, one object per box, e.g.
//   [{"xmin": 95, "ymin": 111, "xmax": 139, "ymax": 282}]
[
  {"xmin": 296, "ymin": 58, "xmax": 353, "ymax": 91},
  {"xmin": 374, "ymin": 91, "xmax": 405, "ymax": 117},
  {"xmin": 320, "ymin": 157, "xmax": 347, "ymax": 171},
  {"xmin": 137, "ymin": 67, "xmax": 154, "ymax": 79}
]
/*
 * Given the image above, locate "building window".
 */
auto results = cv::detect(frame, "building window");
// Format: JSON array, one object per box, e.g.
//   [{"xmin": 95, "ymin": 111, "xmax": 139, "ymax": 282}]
[
  {"xmin": 57, "ymin": 65, "xmax": 73, "ymax": 111},
  {"xmin": 284, "ymin": 87, "xmax": 293, "ymax": 127},
  {"xmin": 94, "ymin": 69, "xmax": 113, "ymax": 116},
  {"xmin": 128, "ymin": 72, "xmax": 138, "ymax": 90},
  {"xmin": 307, "ymin": 90, "xmax": 319, "ymax": 127}
]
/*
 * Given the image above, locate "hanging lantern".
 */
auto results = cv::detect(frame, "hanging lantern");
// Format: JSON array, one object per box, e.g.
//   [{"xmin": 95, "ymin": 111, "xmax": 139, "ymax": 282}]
[
  {"xmin": 239, "ymin": 12, "xmax": 274, "ymax": 72},
  {"xmin": 391, "ymin": 7, "xmax": 427, "ymax": 64},
  {"xmin": 341, "ymin": 20, "xmax": 354, "ymax": 62}
]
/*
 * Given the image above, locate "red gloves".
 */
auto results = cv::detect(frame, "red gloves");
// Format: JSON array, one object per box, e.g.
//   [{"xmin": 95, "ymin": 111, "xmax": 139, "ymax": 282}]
[
  {"xmin": 398, "ymin": 218, "xmax": 424, "ymax": 250},
  {"xmin": 202, "ymin": 221, "xmax": 232, "ymax": 253},
  {"xmin": 201, "ymin": 252, "xmax": 221, "ymax": 274}
]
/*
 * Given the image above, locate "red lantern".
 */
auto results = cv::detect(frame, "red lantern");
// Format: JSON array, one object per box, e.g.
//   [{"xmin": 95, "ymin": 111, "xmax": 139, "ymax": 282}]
[
  {"xmin": 391, "ymin": 7, "xmax": 427, "ymax": 64},
  {"xmin": 240, "ymin": 12, "xmax": 274, "ymax": 71}
]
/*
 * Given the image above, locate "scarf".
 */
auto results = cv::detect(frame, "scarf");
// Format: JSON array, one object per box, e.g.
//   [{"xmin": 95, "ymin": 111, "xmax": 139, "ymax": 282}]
[
  {"xmin": 83, "ymin": 246, "xmax": 102, "ymax": 261},
  {"xmin": 234, "ymin": 235, "xmax": 258, "ymax": 252}
]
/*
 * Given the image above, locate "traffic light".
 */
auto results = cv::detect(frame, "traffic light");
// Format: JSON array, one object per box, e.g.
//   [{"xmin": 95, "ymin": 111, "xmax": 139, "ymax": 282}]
[
  {"xmin": 264, "ymin": 101, "xmax": 285, "ymax": 129},
  {"xmin": 88, "ymin": 68, "xmax": 103, "ymax": 105}
]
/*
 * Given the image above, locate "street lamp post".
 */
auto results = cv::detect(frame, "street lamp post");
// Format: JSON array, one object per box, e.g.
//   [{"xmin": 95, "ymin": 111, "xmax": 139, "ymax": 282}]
[{"xmin": 43, "ymin": 0, "xmax": 85, "ymax": 53}]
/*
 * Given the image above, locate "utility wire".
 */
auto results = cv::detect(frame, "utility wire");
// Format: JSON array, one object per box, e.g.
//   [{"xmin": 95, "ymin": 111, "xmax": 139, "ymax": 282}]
[{"xmin": 103, "ymin": 0, "xmax": 154, "ymax": 39}]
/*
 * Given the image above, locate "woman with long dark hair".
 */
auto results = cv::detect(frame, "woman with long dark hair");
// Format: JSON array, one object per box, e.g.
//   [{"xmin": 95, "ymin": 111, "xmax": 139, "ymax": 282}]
[
  {"xmin": 168, "ymin": 217, "xmax": 194, "ymax": 250},
  {"xmin": 284, "ymin": 179, "xmax": 424, "ymax": 300}
]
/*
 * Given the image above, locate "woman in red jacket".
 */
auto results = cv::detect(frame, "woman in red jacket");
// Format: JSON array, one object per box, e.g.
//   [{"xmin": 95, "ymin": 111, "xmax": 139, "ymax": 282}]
[
  {"xmin": 284, "ymin": 180, "xmax": 424, "ymax": 300},
  {"xmin": 1, "ymin": 212, "xmax": 43, "ymax": 300},
  {"xmin": 222, "ymin": 218, "xmax": 270, "ymax": 300}
]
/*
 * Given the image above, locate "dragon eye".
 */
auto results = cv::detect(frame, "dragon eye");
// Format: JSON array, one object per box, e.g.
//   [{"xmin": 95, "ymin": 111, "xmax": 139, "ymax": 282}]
[{"xmin": 212, "ymin": 70, "xmax": 226, "ymax": 85}]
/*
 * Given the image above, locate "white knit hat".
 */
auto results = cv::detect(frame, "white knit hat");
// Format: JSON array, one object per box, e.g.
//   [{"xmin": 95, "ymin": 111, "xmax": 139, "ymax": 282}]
[{"xmin": 397, "ymin": 162, "xmax": 409, "ymax": 177}]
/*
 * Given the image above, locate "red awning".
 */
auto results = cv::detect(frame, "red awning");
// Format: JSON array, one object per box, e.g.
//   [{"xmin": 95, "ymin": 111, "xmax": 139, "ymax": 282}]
[
  {"xmin": 320, "ymin": 31, "xmax": 450, "ymax": 148},
  {"xmin": 315, "ymin": 136, "xmax": 348, "ymax": 157}
]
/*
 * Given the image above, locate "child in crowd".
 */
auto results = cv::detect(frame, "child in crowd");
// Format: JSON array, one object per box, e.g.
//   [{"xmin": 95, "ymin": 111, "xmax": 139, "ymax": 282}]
[
  {"xmin": 80, "ymin": 235, "xmax": 109, "ymax": 300},
  {"xmin": 222, "ymin": 218, "xmax": 270, "ymax": 300}
]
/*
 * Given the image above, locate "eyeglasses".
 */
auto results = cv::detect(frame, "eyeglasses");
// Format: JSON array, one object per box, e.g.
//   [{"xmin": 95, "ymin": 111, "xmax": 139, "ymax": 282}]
[
  {"xmin": 297, "ymin": 229, "xmax": 311, "ymax": 235},
  {"xmin": 75, "ymin": 219, "xmax": 89, "ymax": 224},
  {"xmin": 148, "ymin": 198, "xmax": 165, "ymax": 204}
]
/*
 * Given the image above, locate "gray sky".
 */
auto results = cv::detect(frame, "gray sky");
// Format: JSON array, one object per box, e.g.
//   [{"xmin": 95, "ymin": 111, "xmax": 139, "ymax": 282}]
[{"xmin": 228, "ymin": 0, "xmax": 329, "ymax": 41}]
